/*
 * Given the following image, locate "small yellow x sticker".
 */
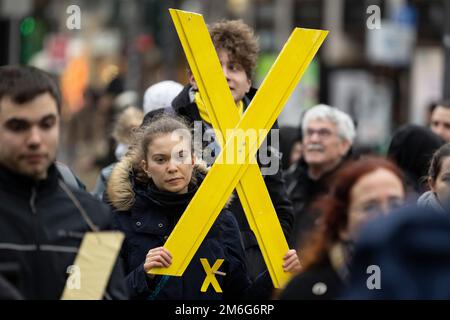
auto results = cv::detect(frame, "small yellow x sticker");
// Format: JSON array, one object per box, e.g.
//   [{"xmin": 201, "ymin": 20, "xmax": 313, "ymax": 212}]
[{"xmin": 200, "ymin": 258, "xmax": 225, "ymax": 293}]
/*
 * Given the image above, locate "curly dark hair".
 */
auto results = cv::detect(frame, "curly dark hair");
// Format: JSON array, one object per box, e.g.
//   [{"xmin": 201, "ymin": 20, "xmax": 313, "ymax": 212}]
[{"xmin": 209, "ymin": 19, "xmax": 259, "ymax": 78}]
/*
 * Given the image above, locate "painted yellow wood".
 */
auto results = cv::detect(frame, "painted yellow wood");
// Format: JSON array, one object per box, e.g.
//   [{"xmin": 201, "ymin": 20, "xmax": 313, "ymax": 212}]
[{"xmin": 150, "ymin": 9, "xmax": 327, "ymax": 289}]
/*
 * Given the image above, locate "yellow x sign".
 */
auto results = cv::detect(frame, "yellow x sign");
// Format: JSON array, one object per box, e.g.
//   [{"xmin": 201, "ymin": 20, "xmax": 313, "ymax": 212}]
[
  {"xmin": 200, "ymin": 258, "xmax": 224, "ymax": 293},
  {"xmin": 150, "ymin": 9, "xmax": 327, "ymax": 289}
]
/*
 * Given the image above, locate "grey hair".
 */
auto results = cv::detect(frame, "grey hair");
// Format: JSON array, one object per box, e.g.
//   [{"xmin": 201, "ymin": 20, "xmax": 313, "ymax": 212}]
[{"xmin": 302, "ymin": 104, "xmax": 356, "ymax": 143}]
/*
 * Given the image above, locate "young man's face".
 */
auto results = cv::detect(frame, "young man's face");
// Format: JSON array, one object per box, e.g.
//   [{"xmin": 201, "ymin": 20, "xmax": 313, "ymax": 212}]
[
  {"xmin": 217, "ymin": 49, "xmax": 251, "ymax": 104},
  {"xmin": 430, "ymin": 106, "xmax": 450, "ymax": 142},
  {"xmin": 189, "ymin": 49, "xmax": 251, "ymax": 105},
  {"xmin": 0, "ymin": 92, "xmax": 60, "ymax": 180}
]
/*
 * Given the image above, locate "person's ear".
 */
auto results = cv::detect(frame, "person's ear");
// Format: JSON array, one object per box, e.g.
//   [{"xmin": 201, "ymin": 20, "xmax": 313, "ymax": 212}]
[
  {"xmin": 246, "ymin": 78, "xmax": 252, "ymax": 93},
  {"xmin": 339, "ymin": 139, "xmax": 351, "ymax": 156},
  {"xmin": 428, "ymin": 176, "xmax": 436, "ymax": 193},
  {"xmin": 189, "ymin": 73, "xmax": 198, "ymax": 90},
  {"xmin": 141, "ymin": 160, "xmax": 150, "ymax": 177}
]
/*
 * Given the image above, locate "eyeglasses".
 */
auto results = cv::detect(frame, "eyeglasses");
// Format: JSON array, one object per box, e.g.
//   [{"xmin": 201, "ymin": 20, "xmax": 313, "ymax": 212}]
[
  {"xmin": 357, "ymin": 198, "xmax": 404, "ymax": 217},
  {"xmin": 305, "ymin": 128, "xmax": 334, "ymax": 139}
]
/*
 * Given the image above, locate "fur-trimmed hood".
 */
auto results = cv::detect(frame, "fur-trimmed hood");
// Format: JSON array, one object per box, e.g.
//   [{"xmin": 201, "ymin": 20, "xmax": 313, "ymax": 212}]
[{"xmin": 106, "ymin": 155, "xmax": 234, "ymax": 212}]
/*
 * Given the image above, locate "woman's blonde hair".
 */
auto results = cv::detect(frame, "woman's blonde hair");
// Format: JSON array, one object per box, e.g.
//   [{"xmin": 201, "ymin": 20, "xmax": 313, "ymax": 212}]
[{"xmin": 112, "ymin": 106, "xmax": 144, "ymax": 145}]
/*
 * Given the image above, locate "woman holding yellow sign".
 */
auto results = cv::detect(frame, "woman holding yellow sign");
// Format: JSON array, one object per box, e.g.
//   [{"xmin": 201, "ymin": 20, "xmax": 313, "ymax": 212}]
[{"xmin": 106, "ymin": 114, "xmax": 300, "ymax": 299}]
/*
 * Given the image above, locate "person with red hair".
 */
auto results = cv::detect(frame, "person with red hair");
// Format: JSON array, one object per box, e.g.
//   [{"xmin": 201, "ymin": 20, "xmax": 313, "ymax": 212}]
[{"xmin": 279, "ymin": 157, "xmax": 406, "ymax": 299}]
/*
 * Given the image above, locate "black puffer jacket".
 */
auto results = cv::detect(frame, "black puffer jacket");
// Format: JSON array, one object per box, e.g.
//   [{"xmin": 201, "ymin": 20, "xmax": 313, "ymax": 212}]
[
  {"xmin": 172, "ymin": 85, "xmax": 294, "ymax": 278},
  {"xmin": 106, "ymin": 158, "xmax": 273, "ymax": 300},
  {"xmin": 0, "ymin": 164, "xmax": 128, "ymax": 300},
  {"xmin": 285, "ymin": 157, "xmax": 350, "ymax": 249}
]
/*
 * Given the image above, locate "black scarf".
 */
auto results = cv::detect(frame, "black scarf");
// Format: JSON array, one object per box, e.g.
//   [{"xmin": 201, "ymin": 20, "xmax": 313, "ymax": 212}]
[{"xmin": 144, "ymin": 179, "xmax": 199, "ymax": 217}]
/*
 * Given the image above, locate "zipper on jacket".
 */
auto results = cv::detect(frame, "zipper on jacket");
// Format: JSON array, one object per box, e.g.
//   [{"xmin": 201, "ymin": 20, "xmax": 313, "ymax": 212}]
[{"xmin": 30, "ymin": 186, "xmax": 40, "ymax": 250}]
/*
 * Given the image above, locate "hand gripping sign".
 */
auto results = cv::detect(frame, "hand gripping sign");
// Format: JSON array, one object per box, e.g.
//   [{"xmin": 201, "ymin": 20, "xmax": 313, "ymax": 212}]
[{"xmin": 150, "ymin": 9, "xmax": 328, "ymax": 289}]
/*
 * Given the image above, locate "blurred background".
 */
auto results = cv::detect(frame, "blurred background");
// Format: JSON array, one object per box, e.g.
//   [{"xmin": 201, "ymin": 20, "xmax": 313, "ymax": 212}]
[{"xmin": 0, "ymin": 0, "xmax": 447, "ymax": 189}]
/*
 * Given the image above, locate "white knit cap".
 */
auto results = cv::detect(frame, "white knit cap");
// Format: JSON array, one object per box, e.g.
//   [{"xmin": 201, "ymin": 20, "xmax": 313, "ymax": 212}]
[{"xmin": 143, "ymin": 80, "xmax": 183, "ymax": 114}]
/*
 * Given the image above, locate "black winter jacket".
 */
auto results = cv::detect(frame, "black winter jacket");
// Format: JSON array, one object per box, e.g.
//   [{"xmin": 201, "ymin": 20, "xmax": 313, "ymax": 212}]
[
  {"xmin": 279, "ymin": 257, "xmax": 343, "ymax": 300},
  {"xmin": 0, "ymin": 164, "xmax": 128, "ymax": 300},
  {"xmin": 106, "ymin": 158, "xmax": 273, "ymax": 300},
  {"xmin": 285, "ymin": 158, "xmax": 348, "ymax": 249}
]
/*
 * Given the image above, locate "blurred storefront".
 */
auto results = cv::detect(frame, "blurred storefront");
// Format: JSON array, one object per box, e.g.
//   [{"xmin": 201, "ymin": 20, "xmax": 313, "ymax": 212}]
[{"xmin": 0, "ymin": 0, "xmax": 447, "ymax": 185}]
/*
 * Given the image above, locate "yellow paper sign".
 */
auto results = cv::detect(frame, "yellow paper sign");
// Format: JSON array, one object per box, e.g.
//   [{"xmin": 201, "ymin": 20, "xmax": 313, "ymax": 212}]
[{"xmin": 61, "ymin": 231, "xmax": 124, "ymax": 300}]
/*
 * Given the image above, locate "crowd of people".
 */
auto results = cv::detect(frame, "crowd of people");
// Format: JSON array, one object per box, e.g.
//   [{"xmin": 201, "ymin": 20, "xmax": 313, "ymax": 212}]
[{"xmin": 1, "ymin": 17, "xmax": 450, "ymax": 300}]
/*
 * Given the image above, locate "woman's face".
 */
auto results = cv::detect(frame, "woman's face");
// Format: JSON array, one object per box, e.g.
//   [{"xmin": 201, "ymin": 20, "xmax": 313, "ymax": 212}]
[
  {"xmin": 345, "ymin": 168, "xmax": 405, "ymax": 240},
  {"xmin": 141, "ymin": 132, "xmax": 194, "ymax": 194},
  {"xmin": 430, "ymin": 156, "xmax": 450, "ymax": 207}
]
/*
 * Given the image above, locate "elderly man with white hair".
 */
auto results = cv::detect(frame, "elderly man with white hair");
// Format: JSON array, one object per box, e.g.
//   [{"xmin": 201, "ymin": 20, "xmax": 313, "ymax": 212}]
[{"xmin": 285, "ymin": 104, "xmax": 356, "ymax": 249}]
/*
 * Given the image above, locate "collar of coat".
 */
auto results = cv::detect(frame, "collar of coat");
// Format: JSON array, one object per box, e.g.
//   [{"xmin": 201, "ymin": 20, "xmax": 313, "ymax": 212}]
[
  {"xmin": 171, "ymin": 85, "xmax": 257, "ymax": 122},
  {"xmin": 0, "ymin": 162, "xmax": 59, "ymax": 195}
]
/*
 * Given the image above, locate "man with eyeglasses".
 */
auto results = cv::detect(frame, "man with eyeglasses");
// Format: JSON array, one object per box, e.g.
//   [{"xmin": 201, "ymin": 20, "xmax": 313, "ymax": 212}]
[{"xmin": 285, "ymin": 104, "xmax": 355, "ymax": 249}]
